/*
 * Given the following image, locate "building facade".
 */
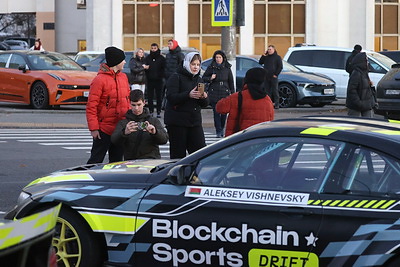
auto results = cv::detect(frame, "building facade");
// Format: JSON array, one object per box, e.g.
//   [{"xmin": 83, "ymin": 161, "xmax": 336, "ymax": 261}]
[{"xmin": 0, "ymin": 0, "xmax": 398, "ymax": 59}]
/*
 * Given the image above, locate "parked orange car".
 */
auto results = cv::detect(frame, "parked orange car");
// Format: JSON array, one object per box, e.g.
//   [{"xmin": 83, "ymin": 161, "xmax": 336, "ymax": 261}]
[{"xmin": 0, "ymin": 50, "xmax": 97, "ymax": 109}]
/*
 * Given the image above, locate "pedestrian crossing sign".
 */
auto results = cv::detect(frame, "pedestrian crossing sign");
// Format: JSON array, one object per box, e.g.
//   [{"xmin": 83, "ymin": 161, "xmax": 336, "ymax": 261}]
[{"xmin": 212, "ymin": 0, "xmax": 233, "ymax": 26}]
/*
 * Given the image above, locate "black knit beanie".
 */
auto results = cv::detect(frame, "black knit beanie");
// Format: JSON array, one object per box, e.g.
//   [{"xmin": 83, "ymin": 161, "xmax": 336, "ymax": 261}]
[{"xmin": 105, "ymin": 46, "xmax": 125, "ymax": 67}]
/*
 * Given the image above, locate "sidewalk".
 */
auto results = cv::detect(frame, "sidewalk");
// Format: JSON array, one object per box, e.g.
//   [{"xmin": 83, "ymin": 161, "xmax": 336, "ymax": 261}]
[{"xmin": 0, "ymin": 100, "xmax": 347, "ymax": 129}]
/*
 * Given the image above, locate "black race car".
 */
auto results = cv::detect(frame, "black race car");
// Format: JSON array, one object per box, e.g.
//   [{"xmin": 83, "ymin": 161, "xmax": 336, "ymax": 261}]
[{"xmin": 6, "ymin": 116, "xmax": 400, "ymax": 266}]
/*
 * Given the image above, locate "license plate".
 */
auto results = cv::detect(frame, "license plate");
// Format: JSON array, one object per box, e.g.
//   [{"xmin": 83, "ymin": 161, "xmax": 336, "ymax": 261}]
[
  {"xmin": 83, "ymin": 91, "xmax": 89, "ymax": 97},
  {"xmin": 324, "ymin": 88, "xmax": 334, "ymax": 95}
]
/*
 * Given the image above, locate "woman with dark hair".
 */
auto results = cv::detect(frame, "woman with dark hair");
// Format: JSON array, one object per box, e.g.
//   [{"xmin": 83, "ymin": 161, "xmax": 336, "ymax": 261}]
[
  {"xmin": 164, "ymin": 52, "xmax": 209, "ymax": 159},
  {"xmin": 346, "ymin": 52, "xmax": 374, "ymax": 117},
  {"xmin": 30, "ymin": 38, "xmax": 44, "ymax": 51},
  {"xmin": 202, "ymin": 50, "xmax": 235, "ymax": 137}
]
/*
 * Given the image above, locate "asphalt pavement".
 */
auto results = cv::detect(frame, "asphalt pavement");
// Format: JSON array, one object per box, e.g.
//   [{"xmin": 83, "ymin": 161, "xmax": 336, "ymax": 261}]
[{"xmin": 0, "ymin": 100, "xmax": 349, "ymax": 129}]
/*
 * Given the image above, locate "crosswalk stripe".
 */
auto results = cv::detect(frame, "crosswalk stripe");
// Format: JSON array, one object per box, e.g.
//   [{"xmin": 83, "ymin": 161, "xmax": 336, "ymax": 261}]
[{"xmin": 0, "ymin": 128, "xmax": 219, "ymax": 158}]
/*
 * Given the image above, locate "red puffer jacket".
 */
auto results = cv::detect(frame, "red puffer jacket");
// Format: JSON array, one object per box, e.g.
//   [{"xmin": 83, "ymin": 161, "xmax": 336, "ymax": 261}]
[
  {"xmin": 86, "ymin": 63, "xmax": 131, "ymax": 135},
  {"xmin": 216, "ymin": 85, "xmax": 274, "ymax": 137}
]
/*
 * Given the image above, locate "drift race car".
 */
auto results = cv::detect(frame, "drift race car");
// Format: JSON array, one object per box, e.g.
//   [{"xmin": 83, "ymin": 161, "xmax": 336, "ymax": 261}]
[{"xmin": 6, "ymin": 116, "xmax": 400, "ymax": 266}]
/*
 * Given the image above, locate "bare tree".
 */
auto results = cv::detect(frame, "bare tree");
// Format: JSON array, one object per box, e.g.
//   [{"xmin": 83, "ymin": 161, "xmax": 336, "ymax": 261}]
[{"xmin": 0, "ymin": 13, "xmax": 36, "ymax": 37}]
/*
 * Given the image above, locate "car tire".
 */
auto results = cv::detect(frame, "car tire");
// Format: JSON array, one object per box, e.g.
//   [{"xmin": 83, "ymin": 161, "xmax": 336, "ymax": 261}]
[
  {"xmin": 30, "ymin": 81, "xmax": 49, "ymax": 109},
  {"xmin": 278, "ymin": 83, "xmax": 297, "ymax": 108},
  {"xmin": 53, "ymin": 208, "xmax": 105, "ymax": 267}
]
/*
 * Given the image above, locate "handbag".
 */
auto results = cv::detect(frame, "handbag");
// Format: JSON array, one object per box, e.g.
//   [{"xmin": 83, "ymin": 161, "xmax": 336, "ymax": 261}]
[{"xmin": 370, "ymin": 85, "xmax": 378, "ymax": 110}]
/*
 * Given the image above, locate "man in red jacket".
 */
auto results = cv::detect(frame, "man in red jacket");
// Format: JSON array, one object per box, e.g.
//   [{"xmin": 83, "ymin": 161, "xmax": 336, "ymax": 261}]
[
  {"xmin": 216, "ymin": 68, "xmax": 274, "ymax": 137},
  {"xmin": 86, "ymin": 46, "xmax": 131, "ymax": 164}
]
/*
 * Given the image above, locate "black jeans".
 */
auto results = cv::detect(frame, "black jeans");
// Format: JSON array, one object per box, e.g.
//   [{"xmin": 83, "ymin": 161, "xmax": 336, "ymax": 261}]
[
  {"xmin": 167, "ymin": 125, "xmax": 206, "ymax": 159},
  {"xmin": 87, "ymin": 130, "xmax": 124, "ymax": 164},
  {"xmin": 147, "ymin": 79, "xmax": 163, "ymax": 114},
  {"xmin": 265, "ymin": 77, "xmax": 279, "ymax": 106}
]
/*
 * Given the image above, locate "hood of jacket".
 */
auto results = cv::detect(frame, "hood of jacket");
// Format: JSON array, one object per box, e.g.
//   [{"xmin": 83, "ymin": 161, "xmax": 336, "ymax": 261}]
[
  {"xmin": 351, "ymin": 52, "xmax": 368, "ymax": 72},
  {"xmin": 125, "ymin": 107, "xmax": 151, "ymax": 121},
  {"xmin": 149, "ymin": 49, "xmax": 161, "ymax": 58}
]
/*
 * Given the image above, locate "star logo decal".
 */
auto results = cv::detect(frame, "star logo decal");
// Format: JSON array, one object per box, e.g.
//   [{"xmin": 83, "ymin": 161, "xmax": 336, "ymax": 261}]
[{"xmin": 305, "ymin": 232, "xmax": 318, "ymax": 247}]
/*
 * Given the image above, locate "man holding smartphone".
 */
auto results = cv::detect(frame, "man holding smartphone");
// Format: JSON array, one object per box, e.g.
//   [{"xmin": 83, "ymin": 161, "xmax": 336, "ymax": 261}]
[
  {"xmin": 259, "ymin": 44, "xmax": 283, "ymax": 109},
  {"xmin": 111, "ymin": 90, "xmax": 168, "ymax": 160}
]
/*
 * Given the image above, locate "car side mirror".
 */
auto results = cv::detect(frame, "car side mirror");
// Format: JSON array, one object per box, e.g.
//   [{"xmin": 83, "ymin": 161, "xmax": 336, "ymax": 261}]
[
  {"xmin": 18, "ymin": 65, "xmax": 27, "ymax": 73},
  {"xmin": 166, "ymin": 164, "xmax": 194, "ymax": 185}
]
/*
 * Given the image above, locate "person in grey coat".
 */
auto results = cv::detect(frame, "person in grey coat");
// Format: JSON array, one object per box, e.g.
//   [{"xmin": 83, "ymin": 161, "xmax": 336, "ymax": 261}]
[
  {"xmin": 346, "ymin": 52, "xmax": 374, "ymax": 117},
  {"xmin": 111, "ymin": 90, "xmax": 168, "ymax": 160}
]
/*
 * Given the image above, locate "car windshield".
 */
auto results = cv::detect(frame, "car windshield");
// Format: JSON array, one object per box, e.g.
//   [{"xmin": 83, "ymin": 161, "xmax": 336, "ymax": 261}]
[
  {"xmin": 368, "ymin": 52, "xmax": 396, "ymax": 69},
  {"xmin": 27, "ymin": 53, "xmax": 84, "ymax": 70},
  {"xmin": 283, "ymin": 60, "xmax": 301, "ymax": 72}
]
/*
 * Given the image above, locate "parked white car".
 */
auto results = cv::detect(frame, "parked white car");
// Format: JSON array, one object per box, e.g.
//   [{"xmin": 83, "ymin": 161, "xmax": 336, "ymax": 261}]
[
  {"xmin": 284, "ymin": 46, "xmax": 395, "ymax": 98},
  {"xmin": 73, "ymin": 51, "xmax": 103, "ymax": 65}
]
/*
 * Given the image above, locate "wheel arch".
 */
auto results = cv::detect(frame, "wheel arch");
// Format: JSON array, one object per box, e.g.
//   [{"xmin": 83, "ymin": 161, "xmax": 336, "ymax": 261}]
[{"xmin": 29, "ymin": 80, "xmax": 51, "ymax": 108}]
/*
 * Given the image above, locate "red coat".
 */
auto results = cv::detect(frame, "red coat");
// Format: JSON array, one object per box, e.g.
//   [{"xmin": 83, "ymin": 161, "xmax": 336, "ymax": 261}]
[
  {"xmin": 86, "ymin": 63, "xmax": 131, "ymax": 135},
  {"xmin": 216, "ymin": 85, "xmax": 274, "ymax": 136}
]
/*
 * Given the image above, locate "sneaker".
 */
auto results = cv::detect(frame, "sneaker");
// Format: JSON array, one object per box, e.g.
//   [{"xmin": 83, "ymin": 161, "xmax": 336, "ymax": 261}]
[{"xmin": 157, "ymin": 114, "xmax": 161, "ymax": 118}]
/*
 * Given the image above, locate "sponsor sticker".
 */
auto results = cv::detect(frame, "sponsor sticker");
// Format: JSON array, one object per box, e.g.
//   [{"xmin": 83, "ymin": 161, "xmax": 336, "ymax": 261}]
[
  {"xmin": 185, "ymin": 186, "xmax": 309, "ymax": 205},
  {"xmin": 248, "ymin": 249, "xmax": 319, "ymax": 267}
]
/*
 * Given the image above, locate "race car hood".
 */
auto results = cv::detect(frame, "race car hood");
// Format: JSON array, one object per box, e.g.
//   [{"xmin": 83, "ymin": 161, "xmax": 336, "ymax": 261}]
[{"xmin": 25, "ymin": 159, "xmax": 174, "ymax": 188}]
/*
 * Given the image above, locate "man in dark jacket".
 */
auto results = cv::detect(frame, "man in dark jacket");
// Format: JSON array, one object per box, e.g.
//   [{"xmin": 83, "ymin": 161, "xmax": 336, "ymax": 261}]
[
  {"xmin": 145, "ymin": 43, "xmax": 166, "ymax": 118},
  {"xmin": 111, "ymin": 90, "xmax": 168, "ymax": 160},
  {"xmin": 259, "ymin": 45, "xmax": 283, "ymax": 109},
  {"xmin": 345, "ymin": 52, "xmax": 374, "ymax": 117},
  {"xmin": 165, "ymin": 39, "xmax": 185, "ymax": 81},
  {"xmin": 345, "ymin": 44, "xmax": 362, "ymax": 75}
]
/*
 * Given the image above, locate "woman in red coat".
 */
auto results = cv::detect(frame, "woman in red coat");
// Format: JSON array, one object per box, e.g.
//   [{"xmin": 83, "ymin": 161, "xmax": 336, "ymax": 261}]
[
  {"xmin": 86, "ymin": 46, "xmax": 131, "ymax": 164},
  {"xmin": 216, "ymin": 68, "xmax": 274, "ymax": 137}
]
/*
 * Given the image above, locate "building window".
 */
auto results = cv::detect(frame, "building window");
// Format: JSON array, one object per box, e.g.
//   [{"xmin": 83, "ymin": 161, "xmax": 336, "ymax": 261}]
[
  {"xmin": 123, "ymin": 1, "xmax": 174, "ymax": 52},
  {"xmin": 375, "ymin": 1, "xmax": 400, "ymax": 51},
  {"xmin": 254, "ymin": 1, "xmax": 305, "ymax": 56},
  {"xmin": 77, "ymin": 0, "xmax": 86, "ymax": 9}
]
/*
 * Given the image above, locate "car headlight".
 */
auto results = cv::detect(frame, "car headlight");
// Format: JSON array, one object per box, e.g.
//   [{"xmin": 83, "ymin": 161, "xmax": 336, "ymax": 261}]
[{"xmin": 57, "ymin": 85, "xmax": 79, "ymax": 89}]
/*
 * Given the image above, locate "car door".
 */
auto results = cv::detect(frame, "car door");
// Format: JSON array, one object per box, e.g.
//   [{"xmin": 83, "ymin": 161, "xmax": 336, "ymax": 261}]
[
  {"xmin": 0, "ymin": 53, "xmax": 12, "ymax": 101},
  {"xmin": 134, "ymin": 137, "xmax": 334, "ymax": 266},
  {"xmin": 5, "ymin": 53, "xmax": 30, "ymax": 102},
  {"xmin": 316, "ymin": 144, "xmax": 400, "ymax": 266}
]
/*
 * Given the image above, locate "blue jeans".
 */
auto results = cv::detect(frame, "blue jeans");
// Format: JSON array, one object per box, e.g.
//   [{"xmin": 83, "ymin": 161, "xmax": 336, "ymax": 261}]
[{"xmin": 211, "ymin": 103, "xmax": 227, "ymax": 135}]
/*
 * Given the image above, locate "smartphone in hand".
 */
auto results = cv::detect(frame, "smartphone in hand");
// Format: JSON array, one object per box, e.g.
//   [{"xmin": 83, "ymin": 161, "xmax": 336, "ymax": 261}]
[{"xmin": 197, "ymin": 83, "xmax": 205, "ymax": 94}]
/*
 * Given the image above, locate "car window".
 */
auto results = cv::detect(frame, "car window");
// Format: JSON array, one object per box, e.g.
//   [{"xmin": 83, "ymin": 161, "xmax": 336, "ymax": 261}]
[
  {"xmin": 368, "ymin": 58, "xmax": 386, "ymax": 74},
  {"xmin": 0, "ymin": 54, "xmax": 10, "ymax": 68},
  {"xmin": 8, "ymin": 54, "xmax": 26, "ymax": 69},
  {"xmin": 28, "ymin": 53, "xmax": 83, "ymax": 70},
  {"xmin": 192, "ymin": 137, "xmax": 343, "ymax": 193},
  {"xmin": 237, "ymin": 58, "xmax": 261, "ymax": 71},
  {"xmin": 322, "ymin": 146, "xmax": 400, "ymax": 196},
  {"xmin": 289, "ymin": 50, "xmax": 350, "ymax": 70}
]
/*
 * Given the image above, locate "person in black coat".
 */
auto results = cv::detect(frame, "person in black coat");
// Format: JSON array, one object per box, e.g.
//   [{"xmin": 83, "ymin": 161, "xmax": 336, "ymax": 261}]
[
  {"xmin": 111, "ymin": 90, "xmax": 168, "ymax": 160},
  {"xmin": 129, "ymin": 48, "xmax": 148, "ymax": 92},
  {"xmin": 259, "ymin": 45, "xmax": 283, "ymax": 109},
  {"xmin": 145, "ymin": 43, "xmax": 166, "ymax": 117},
  {"xmin": 165, "ymin": 39, "xmax": 185, "ymax": 81},
  {"xmin": 346, "ymin": 52, "xmax": 374, "ymax": 117},
  {"xmin": 164, "ymin": 52, "xmax": 209, "ymax": 159},
  {"xmin": 203, "ymin": 50, "xmax": 235, "ymax": 137}
]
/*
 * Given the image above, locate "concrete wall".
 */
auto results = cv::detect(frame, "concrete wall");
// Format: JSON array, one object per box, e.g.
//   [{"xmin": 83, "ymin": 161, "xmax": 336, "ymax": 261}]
[
  {"xmin": 86, "ymin": 0, "xmax": 123, "ymax": 52},
  {"xmin": 306, "ymin": 0, "xmax": 374, "ymax": 50},
  {"xmin": 55, "ymin": 0, "xmax": 86, "ymax": 53}
]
